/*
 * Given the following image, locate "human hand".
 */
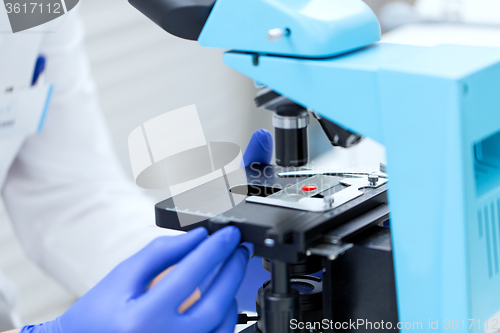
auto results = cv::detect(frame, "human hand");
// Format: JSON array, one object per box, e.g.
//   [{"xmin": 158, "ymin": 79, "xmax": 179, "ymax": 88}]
[{"xmin": 20, "ymin": 227, "xmax": 248, "ymax": 333}]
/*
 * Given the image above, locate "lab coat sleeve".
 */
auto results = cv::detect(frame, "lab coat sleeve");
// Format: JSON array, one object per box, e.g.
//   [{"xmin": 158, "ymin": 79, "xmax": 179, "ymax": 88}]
[{"xmin": 1, "ymin": 11, "xmax": 182, "ymax": 296}]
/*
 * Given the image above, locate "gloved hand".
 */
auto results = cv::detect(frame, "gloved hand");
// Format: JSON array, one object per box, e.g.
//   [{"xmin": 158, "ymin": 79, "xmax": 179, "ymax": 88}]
[
  {"xmin": 243, "ymin": 129, "xmax": 273, "ymax": 167},
  {"xmin": 20, "ymin": 226, "xmax": 248, "ymax": 333}
]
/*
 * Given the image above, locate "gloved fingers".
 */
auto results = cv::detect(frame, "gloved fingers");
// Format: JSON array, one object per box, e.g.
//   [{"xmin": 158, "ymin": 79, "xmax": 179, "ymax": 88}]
[
  {"xmin": 243, "ymin": 129, "xmax": 273, "ymax": 167},
  {"xmin": 198, "ymin": 262, "xmax": 223, "ymax": 294},
  {"xmin": 143, "ymin": 226, "xmax": 241, "ymax": 311},
  {"xmin": 241, "ymin": 241, "xmax": 254, "ymax": 256},
  {"xmin": 210, "ymin": 301, "xmax": 238, "ymax": 333},
  {"xmin": 109, "ymin": 227, "xmax": 208, "ymax": 294},
  {"xmin": 186, "ymin": 246, "xmax": 249, "ymax": 325}
]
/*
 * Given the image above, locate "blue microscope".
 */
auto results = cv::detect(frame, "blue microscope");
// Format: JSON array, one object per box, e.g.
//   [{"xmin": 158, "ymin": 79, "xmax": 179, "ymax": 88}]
[{"xmin": 130, "ymin": 0, "xmax": 500, "ymax": 331}]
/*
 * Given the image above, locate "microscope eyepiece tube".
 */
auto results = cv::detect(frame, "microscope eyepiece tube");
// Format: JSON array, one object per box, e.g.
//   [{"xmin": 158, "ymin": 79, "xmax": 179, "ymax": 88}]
[{"xmin": 273, "ymin": 105, "xmax": 309, "ymax": 167}]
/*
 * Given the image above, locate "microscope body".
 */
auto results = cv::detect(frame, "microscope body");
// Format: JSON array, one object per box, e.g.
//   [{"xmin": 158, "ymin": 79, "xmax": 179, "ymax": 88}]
[
  {"xmin": 222, "ymin": 43, "xmax": 500, "ymax": 330},
  {"xmin": 131, "ymin": 0, "xmax": 500, "ymax": 331},
  {"xmin": 197, "ymin": 0, "xmax": 500, "ymax": 330}
]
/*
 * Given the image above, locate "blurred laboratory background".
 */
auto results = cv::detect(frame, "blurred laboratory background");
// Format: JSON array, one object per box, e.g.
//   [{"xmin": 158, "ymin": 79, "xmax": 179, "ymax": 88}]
[{"xmin": 2, "ymin": 0, "xmax": 500, "ymax": 327}]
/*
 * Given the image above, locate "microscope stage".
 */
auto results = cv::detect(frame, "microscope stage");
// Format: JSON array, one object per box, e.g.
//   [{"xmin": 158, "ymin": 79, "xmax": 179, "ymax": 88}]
[{"xmin": 155, "ymin": 164, "xmax": 388, "ymax": 263}]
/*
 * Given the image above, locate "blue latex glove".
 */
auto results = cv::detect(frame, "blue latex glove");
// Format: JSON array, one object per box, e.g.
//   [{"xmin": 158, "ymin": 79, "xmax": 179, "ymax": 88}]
[
  {"xmin": 243, "ymin": 129, "xmax": 273, "ymax": 167},
  {"xmin": 20, "ymin": 227, "xmax": 249, "ymax": 333}
]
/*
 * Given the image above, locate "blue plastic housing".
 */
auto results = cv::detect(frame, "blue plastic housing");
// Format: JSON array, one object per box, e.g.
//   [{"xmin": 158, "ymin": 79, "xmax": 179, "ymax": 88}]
[
  {"xmin": 198, "ymin": 0, "xmax": 381, "ymax": 58},
  {"xmin": 223, "ymin": 43, "xmax": 500, "ymax": 332}
]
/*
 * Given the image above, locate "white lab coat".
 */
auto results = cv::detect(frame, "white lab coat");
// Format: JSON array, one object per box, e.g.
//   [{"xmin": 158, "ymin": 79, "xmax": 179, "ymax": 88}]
[{"xmin": 0, "ymin": 8, "xmax": 179, "ymax": 329}]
